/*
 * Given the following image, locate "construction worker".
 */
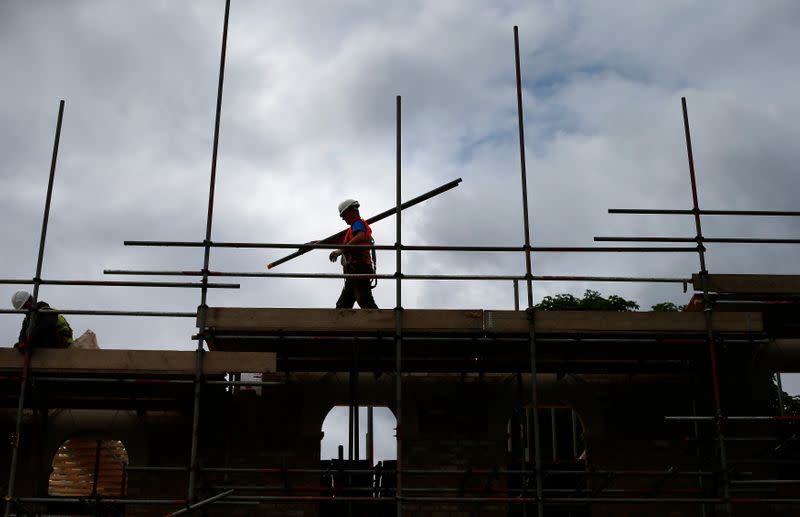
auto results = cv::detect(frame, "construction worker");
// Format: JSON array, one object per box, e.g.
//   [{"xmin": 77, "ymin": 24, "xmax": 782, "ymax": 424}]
[
  {"xmin": 11, "ymin": 290, "xmax": 73, "ymax": 350},
  {"xmin": 329, "ymin": 199, "xmax": 378, "ymax": 309}
]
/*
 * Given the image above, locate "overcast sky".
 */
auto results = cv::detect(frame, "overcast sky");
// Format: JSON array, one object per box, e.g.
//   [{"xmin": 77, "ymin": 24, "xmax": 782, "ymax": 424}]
[{"xmin": 2, "ymin": 0, "xmax": 800, "ymax": 412}]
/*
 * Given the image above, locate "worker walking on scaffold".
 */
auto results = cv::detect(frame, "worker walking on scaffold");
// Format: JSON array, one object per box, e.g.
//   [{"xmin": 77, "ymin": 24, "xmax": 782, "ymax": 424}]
[{"xmin": 329, "ymin": 199, "xmax": 378, "ymax": 309}]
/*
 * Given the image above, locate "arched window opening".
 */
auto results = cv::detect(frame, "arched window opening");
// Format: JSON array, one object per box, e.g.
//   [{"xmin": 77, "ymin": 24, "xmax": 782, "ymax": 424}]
[
  {"xmin": 320, "ymin": 406, "xmax": 397, "ymax": 515},
  {"xmin": 321, "ymin": 405, "xmax": 396, "ymax": 464},
  {"xmin": 49, "ymin": 439, "xmax": 129, "ymax": 497}
]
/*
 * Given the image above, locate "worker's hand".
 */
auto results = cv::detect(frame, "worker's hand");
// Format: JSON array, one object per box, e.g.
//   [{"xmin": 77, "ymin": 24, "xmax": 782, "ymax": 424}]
[{"xmin": 329, "ymin": 250, "xmax": 341, "ymax": 262}]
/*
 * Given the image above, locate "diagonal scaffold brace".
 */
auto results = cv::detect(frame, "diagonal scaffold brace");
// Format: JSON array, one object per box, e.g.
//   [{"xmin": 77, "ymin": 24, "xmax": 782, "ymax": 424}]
[{"xmin": 167, "ymin": 489, "xmax": 235, "ymax": 516}]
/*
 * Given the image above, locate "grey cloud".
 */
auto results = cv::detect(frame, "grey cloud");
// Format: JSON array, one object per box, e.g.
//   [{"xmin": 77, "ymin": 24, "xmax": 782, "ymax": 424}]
[{"xmin": 2, "ymin": 1, "xmax": 800, "ymax": 398}]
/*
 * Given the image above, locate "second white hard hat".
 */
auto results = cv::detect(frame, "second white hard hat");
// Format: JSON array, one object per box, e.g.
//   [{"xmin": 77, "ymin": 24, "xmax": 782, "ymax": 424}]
[
  {"xmin": 338, "ymin": 199, "xmax": 360, "ymax": 216},
  {"xmin": 11, "ymin": 290, "xmax": 32, "ymax": 310}
]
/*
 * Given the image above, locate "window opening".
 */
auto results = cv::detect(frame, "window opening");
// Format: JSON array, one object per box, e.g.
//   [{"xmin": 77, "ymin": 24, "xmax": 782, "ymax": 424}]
[{"xmin": 49, "ymin": 439, "xmax": 129, "ymax": 497}]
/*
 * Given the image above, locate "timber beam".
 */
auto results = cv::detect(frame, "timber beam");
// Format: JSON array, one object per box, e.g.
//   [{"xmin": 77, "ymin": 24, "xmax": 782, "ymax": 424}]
[
  {"xmin": 201, "ymin": 307, "xmax": 763, "ymax": 337},
  {"xmin": 692, "ymin": 273, "xmax": 800, "ymax": 295},
  {"xmin": 0, "ymin": 348, "xmax": 276, "ymax": 375}
]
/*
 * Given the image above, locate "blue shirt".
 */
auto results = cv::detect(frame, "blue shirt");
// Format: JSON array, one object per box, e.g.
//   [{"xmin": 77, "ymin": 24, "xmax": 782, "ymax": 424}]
[{"xmin": 350, "ymin": 219, "xmax": 367, "ymax": 236}]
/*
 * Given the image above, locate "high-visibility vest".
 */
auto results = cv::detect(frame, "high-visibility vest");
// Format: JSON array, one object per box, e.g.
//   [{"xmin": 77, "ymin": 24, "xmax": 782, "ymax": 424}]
[
  {"xmin": 20, "ymin": 304, "xmax": 73, "ymax": 348},
  {"xmin": 343, "ymin": 219, "xmax": 373, "ymax": 265},
  {"xmin": 54, "ymin": 310, "xmax": 74, "ymax": 347}
]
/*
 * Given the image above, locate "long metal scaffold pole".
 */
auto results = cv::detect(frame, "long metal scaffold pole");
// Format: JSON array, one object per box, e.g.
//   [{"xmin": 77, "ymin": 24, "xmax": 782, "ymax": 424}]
[
  {"xmin": 513, "ymin": 26, "xmax": 544, "ymax": 517},
  {"xmin": 126, "ymin": 240, "xmax": 697, "ymax": 253},
  {"xmin": 267, "ymin": 178, "xmax": 462, "ymax": 269},
  {"xmin": 103, "ymin": 270, "xmax": 692, "ymax": 283},
  {"xmin": 395, "ymin": 94, "xmax": 404, "ymax": 517},
  {"xmin": 4, "ymin": 99, "xmax": 65, "ymax": 517},
  {"xmin": 681, "ymin": 96, "xmax": 732, "ymax": 515},
  {"xmin": 609, "ymin": 208, "xmax": 800, "ymax": 216},
  {"xmin": 187, "ymin": 0, "xmax": 231, "ymax": 506}
]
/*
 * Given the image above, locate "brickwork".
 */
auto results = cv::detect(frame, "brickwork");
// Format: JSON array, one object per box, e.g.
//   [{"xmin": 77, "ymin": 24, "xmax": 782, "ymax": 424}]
[{"xmin": 2, "ymin": 365, "xmax": 797, "ymax": 516}]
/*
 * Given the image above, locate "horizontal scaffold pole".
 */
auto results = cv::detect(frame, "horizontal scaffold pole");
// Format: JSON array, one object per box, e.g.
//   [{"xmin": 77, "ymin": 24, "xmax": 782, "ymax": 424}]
[
  {"xmin": 610, "ymin": 208, "xmax": 800, "ymax": 217},
  {"xmin": 121, "ymin": 241, "xmax": 698, "ymax": 253},
  {"xmin": 105, "ymin": 269, "xmax": 690, "ymax": 283},
  {"xmin": 0, "ymin": 278, "xmax": 239, "ymax": 288},
  {"xmin": 595, "ymin": 236, "xmax": 800, "ymax": 244},
  {"xmin": 0, "ymin": 309, "xmax": 195, "ymax": 317}
]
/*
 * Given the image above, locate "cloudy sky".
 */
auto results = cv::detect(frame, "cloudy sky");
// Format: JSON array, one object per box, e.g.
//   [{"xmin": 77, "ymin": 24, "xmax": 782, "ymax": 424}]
[{"xmin": 2, "ymin": 0, "xmax": 800, "ymax": 414}]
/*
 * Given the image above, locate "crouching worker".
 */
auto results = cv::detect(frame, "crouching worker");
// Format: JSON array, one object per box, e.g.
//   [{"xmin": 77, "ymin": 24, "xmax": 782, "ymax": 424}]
[{"xmin": 11, "ymin": 290, "xmax": 73, "ymax": 350}]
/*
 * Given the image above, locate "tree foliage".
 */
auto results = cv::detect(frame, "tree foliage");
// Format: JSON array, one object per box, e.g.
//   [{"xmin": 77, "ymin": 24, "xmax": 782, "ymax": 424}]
[
  {"xmin": 535, "ymin": 290, "xmax": 639, "ymax": 311},
  {"xmin": 771, "ymin": 374, "xmax": 800, "ymax": 417},
  {"xmin": 535, "ymin": 291, "xmax": 686, "ymax": 313},
  {"xmin": 651, "ymin": 302, "xmax": 685, "ymax": 312}
]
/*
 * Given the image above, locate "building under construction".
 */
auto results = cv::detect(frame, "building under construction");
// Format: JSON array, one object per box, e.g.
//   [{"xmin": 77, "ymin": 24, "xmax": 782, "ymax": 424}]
[{"xmin": 3, "ymin": 3, "xmax": 800, "ymax": 516}]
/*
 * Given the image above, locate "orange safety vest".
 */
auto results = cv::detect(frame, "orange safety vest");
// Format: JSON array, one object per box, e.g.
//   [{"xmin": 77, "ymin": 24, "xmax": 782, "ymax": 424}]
[{"xmin": 343, "ymin": 219, "xmax": 373, "ymax": 265}]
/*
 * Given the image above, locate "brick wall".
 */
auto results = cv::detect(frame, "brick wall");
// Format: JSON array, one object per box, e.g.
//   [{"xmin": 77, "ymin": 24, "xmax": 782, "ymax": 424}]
[{"xmin": 3, "ymin": 366, "xmax": 797, "ymax": 516}]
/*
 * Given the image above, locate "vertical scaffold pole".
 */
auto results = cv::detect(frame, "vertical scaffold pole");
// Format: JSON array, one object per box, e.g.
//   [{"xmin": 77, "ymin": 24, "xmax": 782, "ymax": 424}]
[
  {"xmin": 187, "ymin": 0, "xmax": 231, "ymax": 505},
  {"xmin": 367, "ymin": 406, "xmax": 375, "ymax": 465},
  {"xmin": 91, "ymin": 440, "xmax": 102, "ymax": 497},
  {"xmin": 395, "ymin": 94, "xmax": 404, "ymax": 517},
  {"xmin": 692, "ymin": 399, "xmax": 709, "ymax": 517},
  {"xmin": 514, "ymin": 26, "xmax": 544, "ymax": 517},
  {"xmin": 571, "ymin": 411, "xmax": 578, "ymax": 460},
  {"xmin": 681, "ymin": 97, "xmax": 731, "ymax": 515},
  {"xmin": 776, "ymin": 373, "xmax": 786, "ymax": 417},
  {"xmin": 550, "ymin": 408, "xmax": 558, "ymax": 462},
  {"xmin": 4, "ymin": 99, "xmax": 65, "ymax": 517},
  {"xmin": 348, "ymin": 376, "xmax": 354, "ymax": 460},
  {"xmin": 355, "ymin": 343, "xmax": 360, "ymax": 461},
  {"xmin": 517, "ymin": 374, "xmax": 528, "ymax": 517}
]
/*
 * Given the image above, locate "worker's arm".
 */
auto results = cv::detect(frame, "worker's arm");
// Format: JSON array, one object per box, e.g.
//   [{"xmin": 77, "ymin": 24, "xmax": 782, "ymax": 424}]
[
  {"xmin": 329, "ymin": 231, "xmax": 367, "ymax": 262},
  {"xmin": 14, "ymin": 316, "xmax": 29, "ymax": 350},
  {"xmin": 18, "ymin": 319, "xmax": 26, "ymax": 344}
]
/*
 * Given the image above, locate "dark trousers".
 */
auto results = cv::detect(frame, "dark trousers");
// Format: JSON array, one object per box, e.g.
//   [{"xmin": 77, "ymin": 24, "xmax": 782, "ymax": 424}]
[{"xmin": 336, "ymin": 263, "xmax": 378, "ymax": 309}]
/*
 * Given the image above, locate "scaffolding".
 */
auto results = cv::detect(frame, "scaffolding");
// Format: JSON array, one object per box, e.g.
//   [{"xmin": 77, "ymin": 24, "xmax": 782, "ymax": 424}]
[{"xmin": 3, "ymin": 2, "xmax": 800, "ymax": 516}]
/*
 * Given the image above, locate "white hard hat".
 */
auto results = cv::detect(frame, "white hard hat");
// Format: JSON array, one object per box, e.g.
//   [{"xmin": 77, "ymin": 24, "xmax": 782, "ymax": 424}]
[
  {"xmin": 11, "ymin": 290, "xmax": 32, "ymax": 310},
  {"xmin": 338, "ymin": 199, "xmax": 360, "ymax": 216}
]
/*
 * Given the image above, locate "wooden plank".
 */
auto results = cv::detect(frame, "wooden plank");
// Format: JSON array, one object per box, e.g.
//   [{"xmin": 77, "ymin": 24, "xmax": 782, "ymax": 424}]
[
  {"xmin": 0, "ymin": 349, "xmax": 276, "ymax": 374},
  {"xmin": 204, "ymin": 307, "xmax": 391, "ymax": 332},
  {"xmin": 484, "ymin": 310, "xmax": 762, "ymax": 333},
  {"xmin": 405, "ymin": 309, "xmax": 484, "ymax": 332},
  {"xmin": 203, "ymin": 307, "xmax": 762, "ymax": 335},
  {"xmin": 204, "ymin": 308, "xmax": 484, "ymax": 333},
  {"xmin": 693, "ymin": 274, "xmax": 800, "ymax": 294}
]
